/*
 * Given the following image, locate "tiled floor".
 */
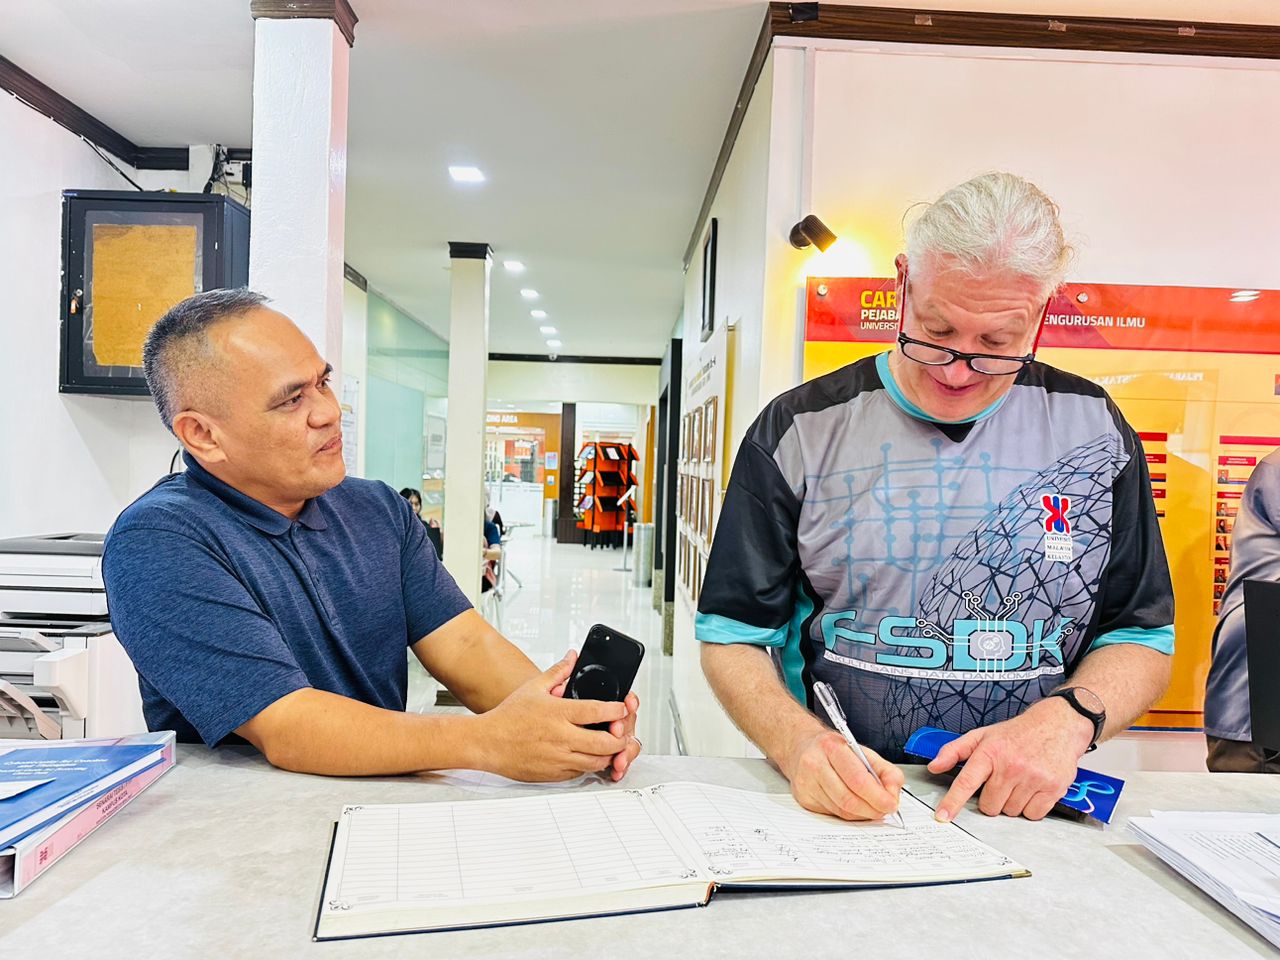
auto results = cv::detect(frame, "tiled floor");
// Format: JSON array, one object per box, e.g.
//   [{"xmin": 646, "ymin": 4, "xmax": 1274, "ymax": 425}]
[{"xmin": 409, "ymin": 533, "xmax": 674, "ymax": 756}]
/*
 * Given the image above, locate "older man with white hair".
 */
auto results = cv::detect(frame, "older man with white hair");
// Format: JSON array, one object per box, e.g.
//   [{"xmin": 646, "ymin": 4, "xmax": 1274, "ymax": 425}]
[{"xmin": 698, "ymin": 172, "xmax": 1173, "ymax": 823}]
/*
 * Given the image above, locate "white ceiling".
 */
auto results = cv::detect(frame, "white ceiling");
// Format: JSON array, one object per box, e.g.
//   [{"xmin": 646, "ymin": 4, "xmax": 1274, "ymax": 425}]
[{"xmin": 2, "ymin": 0, "xmax": 767, "ymax": 358}]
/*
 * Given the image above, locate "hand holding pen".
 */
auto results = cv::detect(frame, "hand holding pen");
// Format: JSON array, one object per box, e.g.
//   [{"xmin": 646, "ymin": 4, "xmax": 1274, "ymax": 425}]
[{"xmin": 809, "ymin": 682, "xmax": 906, "ymax": 828}]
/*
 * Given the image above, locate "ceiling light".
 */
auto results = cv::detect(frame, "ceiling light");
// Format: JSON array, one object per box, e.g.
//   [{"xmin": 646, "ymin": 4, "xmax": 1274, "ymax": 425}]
[
  {"xmin": 448, "ymin": 165, "xmax": 485, "ymax": 183},
  {"xmin": 520, "ymin": 289, "xmax": 539, "ymax": 300},
  {"xmin": 1230, "ymin": 290, "xmax": 1261, "ymax": 302},
  {"xmin": 531, "ymin": 309, "xmax": 547, "ymax": 319},
  {"xmin": 789, "ymin": 214, "xmax": 838, "ymax": 252},
  {"xmin": 546, "ymin": 339, "xmax": 562, "ymax": 348},
  {"xmin": 539, "ymin": 326, "xmax": 557, "ymax": 334},
  {"xmin": 503, "ymin": 260, "xmax": 525, "ymax": 272}
]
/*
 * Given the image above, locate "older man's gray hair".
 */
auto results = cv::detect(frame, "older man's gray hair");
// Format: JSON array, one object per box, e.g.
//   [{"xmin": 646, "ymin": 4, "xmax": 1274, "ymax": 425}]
[
  {"xmin": 905, "ymin": 172, "xmax": 1074, "ymax": 300},
  {"xmin": 142, "ymin": 288, "xmax": 269, "ymax": 432}
]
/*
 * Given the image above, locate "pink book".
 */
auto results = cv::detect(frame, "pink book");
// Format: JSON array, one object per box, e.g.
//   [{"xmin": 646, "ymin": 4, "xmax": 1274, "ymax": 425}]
[{"xmin": 0, "ymin": 731, "xmax": 176, "ymax": 898}]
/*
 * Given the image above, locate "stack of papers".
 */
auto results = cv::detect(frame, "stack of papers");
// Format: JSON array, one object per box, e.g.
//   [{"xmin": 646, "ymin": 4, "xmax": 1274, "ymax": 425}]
[{"xmin": 1129, "ymin": 811, "xmax": 1280, "ymax": 947}]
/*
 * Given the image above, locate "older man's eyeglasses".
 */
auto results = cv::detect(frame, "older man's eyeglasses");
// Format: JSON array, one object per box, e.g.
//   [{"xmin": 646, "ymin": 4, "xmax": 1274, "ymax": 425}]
[{"xmin": 896, "ymin": 279, "xmax": 1047, "ymax": 377}]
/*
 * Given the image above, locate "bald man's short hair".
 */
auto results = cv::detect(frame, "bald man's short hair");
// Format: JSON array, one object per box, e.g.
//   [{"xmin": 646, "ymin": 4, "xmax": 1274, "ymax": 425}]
[{"xmin": 143, "ymin": 288, "xmax": 269, "ymax": 431}]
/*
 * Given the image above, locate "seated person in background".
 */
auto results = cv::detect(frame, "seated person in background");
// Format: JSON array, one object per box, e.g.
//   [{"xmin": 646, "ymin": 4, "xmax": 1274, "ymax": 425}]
[
  {"xmin": 699, "ymin": 173, "xmax": 1173, "ymax": 823},
  {"xmin": 400, "ymin": 486, "xmax": 443, "ymax": 559},
  {"xmin": 103, "ymin": 288, "xmax": 641, "ymax": 782},
  {"xmin": 399, "ymin": 486, "xmax": 423, "ymax": 516},
  {"xmin": 481, "ymin": 503, "xmax": 503, "ymax": 594},
  {"xmin": 1204, "ymin": 448, "xmax": 1280, "ymax": 773}
]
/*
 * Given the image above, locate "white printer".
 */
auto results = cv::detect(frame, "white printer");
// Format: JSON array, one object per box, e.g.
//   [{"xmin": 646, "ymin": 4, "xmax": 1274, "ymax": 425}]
[{"xmin": 0, "ymin": 534, "xmax": 145, "ymax": 740}]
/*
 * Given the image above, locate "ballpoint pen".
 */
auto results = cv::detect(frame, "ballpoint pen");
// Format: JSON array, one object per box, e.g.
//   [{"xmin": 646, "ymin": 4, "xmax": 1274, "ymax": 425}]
[{"xmin": 813, "ymin": 681, "xmax": 906, "ymax": 829}]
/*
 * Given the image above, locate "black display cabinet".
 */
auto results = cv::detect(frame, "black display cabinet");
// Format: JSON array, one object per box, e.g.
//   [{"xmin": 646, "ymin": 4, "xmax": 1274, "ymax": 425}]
[{"xmin": 59, "ymin": 190, "xmax": 250, "ymax": 396}]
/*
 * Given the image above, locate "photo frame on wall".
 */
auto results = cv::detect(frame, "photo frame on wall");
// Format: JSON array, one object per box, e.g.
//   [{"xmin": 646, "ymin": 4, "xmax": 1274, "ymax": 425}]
[
  {"xmin": 695, "ymin": 477, "xmax": 705, "ymax": 538},
  {"xmin": 691, "ymin": 406, "xmax": 703, "ymax": 462},
  {"xmin": 700, "ymin": 217, "xmax": 718, "ymax": 342},
  {"xmin": 703, "ymin": 397, "xmax": 717, "ymax": 464},
  {"xmin": 702, "ymin": 479, "xmax": 713, "ymax": 539},
  {"xmin": 704, "ymin": 479, "xmax": 715, "ymax": 539}
]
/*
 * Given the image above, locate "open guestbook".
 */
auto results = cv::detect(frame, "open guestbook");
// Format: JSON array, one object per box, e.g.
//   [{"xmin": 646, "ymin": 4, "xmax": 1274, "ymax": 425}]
[{"xmin": 314, "ymin": 781, "xmax": 1027, "ymax": 940}]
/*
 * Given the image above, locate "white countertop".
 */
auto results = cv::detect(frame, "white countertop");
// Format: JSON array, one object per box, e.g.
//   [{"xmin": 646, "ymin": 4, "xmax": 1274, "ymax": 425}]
[{"xmin": 1, "ymin": 746, "xmax": 1276, "ymax": 958}]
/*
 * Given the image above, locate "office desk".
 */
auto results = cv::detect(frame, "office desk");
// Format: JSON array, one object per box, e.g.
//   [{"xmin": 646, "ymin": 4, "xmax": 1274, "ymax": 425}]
[{"xmin": 1, "ymin": 747, "xmax": 1275, "ymax": 958}]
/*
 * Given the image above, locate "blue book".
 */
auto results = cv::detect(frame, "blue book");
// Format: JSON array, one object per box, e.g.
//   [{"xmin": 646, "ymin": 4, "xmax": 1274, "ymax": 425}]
[
  {"xmin": 903, "ymin": 726, "xmax": 1126, "ymax": 824},
  {"xmin": 0, "ymin": 744, "xmax": 165, "ymax": 849}
]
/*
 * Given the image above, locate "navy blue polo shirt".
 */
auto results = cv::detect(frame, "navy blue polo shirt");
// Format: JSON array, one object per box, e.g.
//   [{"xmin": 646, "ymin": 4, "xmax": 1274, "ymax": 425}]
[{"xmin": 102, "ymin": 454, "xmax": 471, "ymax": 745}]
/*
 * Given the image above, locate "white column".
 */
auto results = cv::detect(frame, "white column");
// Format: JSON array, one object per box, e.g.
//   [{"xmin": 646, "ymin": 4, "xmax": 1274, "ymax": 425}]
[
  {"xmin": 442, "ymin": 243, "xmax": 492, "ymax": 603},
  {"xmin": 187, "ymin": 144, "xmax": 217, "ymax": 193},
  {"xmin": 247, "ymin": 15, "xmax": 350, "ymax": 373}
]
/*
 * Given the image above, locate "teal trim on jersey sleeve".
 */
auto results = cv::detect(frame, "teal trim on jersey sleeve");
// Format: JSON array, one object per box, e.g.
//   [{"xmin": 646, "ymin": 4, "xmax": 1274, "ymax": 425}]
[
  {"xmin": 1089, "ymin": 624, "xmax": 1174, "ymax": 655},
  {"xmin": 876, "ymin": 351, "xmax": 1009, "ymax": 425},
  {"xmin": 778, "ymin": 589, "xmax": 814, "ymax": 704},
  {"xmin": 695, "ymin": 604, "xmax": 811, "ymax": 705},
  {"xmin": 695, "ymin": 612, "xmax": 787, "ymax": 647}
]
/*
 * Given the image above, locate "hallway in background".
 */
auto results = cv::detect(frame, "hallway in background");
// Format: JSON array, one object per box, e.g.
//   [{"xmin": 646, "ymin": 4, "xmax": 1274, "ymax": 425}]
[{"xmin": 410, "ymin": 533, "xmax": 674, "ymax": 758}]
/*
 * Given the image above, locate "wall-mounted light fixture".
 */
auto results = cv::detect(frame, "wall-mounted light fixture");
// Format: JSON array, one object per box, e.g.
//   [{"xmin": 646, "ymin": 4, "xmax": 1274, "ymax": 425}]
[{"xmin": 789, "ymin": 214, "xmax": 837, "ymax": 252}]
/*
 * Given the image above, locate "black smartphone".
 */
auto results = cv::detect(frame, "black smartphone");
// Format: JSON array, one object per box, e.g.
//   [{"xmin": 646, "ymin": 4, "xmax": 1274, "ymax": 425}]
[{"xmin": 563, "ymin": 624, "xmax": 645, "ymax": 731}]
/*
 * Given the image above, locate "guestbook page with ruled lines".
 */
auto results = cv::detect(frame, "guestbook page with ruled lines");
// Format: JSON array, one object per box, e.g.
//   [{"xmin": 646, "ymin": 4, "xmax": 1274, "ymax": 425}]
[
  {"xmin": 648, "ymin": 782, "xmax": 1019, "ymax": 882},
  {"xmin": 324, "ymin": 790, "xmax": 702, "ymax": 913}
]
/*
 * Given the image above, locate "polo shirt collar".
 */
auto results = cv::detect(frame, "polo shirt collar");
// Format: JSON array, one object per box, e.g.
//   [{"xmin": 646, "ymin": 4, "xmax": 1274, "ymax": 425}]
[{"xmin": 181, "ymin": 453, "xmax": 329, "ymax": 534}]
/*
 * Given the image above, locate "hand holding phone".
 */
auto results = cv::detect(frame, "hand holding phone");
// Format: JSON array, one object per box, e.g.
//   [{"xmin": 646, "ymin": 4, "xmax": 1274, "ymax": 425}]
[{"xmin": 563, "ymin": 624, "xmax": 645, "ymax": 731}]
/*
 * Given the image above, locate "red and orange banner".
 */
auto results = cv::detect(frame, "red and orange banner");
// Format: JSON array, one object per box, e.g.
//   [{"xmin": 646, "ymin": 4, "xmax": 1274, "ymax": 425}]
[{"xmin": 806, "ymin": 278, "xmax": 1279, "ymax": 354}]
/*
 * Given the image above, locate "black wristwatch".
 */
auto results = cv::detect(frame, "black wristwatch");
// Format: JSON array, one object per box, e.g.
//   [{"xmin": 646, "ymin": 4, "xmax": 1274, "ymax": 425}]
[{"xmin": 1048, "ymin": 687, "xmax": 1106, "ymax": 751}]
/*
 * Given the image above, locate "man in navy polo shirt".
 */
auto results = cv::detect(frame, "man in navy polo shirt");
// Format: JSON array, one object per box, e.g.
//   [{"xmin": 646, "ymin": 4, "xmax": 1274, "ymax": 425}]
[{"xmin": 104, "ymin": 288, "xmax": 641, "ymax": 782}]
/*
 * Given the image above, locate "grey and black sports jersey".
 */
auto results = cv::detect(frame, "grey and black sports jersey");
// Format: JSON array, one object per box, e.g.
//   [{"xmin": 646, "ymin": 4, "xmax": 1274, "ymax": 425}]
[
  {"xmin": 1204, "ymin": 448, "xmax": 1280, "ymax": 741},
  {"xmin": 697, "ymin": 352, "xmax": 1174, "ymax": 761}
]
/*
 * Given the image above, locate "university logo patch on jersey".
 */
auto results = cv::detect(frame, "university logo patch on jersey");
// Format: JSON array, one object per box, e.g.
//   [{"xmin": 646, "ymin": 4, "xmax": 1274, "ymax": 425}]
[{"xmin": 1041, "ymin": 492, "xmax": 1073, "ymax": 562}]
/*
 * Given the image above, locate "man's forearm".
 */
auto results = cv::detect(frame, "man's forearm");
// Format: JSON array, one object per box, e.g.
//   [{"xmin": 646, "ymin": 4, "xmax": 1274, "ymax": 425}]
[
  {"xmin": 413, "ymin": 610, "xmax": 540, "ymax": 713},
  {"xmin": 237, "ymin": 688, "xmax": 491, "ymax": 776},
  {"xmin": 1063, "ymin": 643, "xmax": 1172, "ymax": 741},
  {"xmin": 700, "ymin": 642, "xmax": 824, "ymax": 767}
]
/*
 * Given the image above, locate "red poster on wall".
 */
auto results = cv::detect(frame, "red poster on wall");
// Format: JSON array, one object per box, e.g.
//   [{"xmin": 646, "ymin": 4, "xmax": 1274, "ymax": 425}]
[{"xmin": 805, "ymin": 278, "xmax": 1279, "ymax": 354}]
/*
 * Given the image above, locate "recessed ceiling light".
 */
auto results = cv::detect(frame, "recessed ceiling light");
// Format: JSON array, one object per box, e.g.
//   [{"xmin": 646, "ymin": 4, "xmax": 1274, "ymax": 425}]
[
  {"xmin": 448, "ymin": 165, "xmax": 485, "ymax": 183},
  {"xmin": 503, "ymin": 260, "xmax": 525, "ymax": 272},
  {"xmin": 520, "ymin": 289, "xmax": 539, "ymax": 300},
  {"xmin": 546, "ymin": 339, "xmax": 562, "ymax": 349},
  {"xmin": 1230, "ymin": 290, "xmax": 1261, "ymax": 302},
  {"xmin": 531, "ymin": 309, "xmax": 547, "ymax": 319},
  {"xmin": 539, "ymin": 326, "xmax": 557, "ymax": 335}
]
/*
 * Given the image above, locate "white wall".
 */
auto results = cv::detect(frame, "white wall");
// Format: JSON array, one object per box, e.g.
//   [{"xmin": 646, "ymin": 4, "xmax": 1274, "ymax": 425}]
[
  {"xmin": 577, "ymin": 402, "xmax": 643, "ymax": 436},
  {"xmin": 672, "ymin": 52, "xmax": 779, "ymax": 759},
  {"xmin": 805, "ymin": 43, "xmax": 1280, "ymax": 290},
  {"xmin": 0, "ymin": 95, "xmax": 185, "ymax": 539},
  {"xmin": 487, "ymin": 360, "xmax": 659, "ymax": 406},
  {"xmin": 678, "ymin": 54, "xmax": 775, "ymax": 462}
]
